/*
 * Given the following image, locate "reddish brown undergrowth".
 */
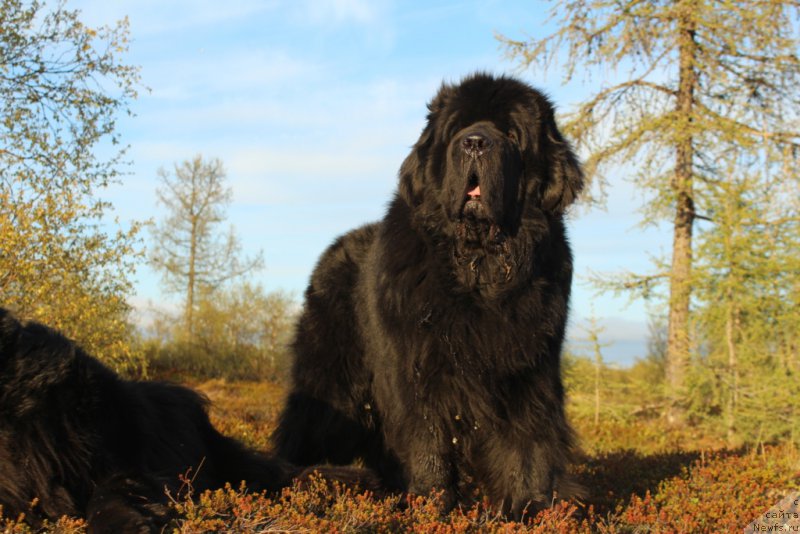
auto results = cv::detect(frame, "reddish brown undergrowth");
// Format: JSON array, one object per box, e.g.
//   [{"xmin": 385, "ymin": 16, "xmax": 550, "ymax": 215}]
[{"xmin": 2, "ymin": 380, "xmax": 797, "ymax": 532}]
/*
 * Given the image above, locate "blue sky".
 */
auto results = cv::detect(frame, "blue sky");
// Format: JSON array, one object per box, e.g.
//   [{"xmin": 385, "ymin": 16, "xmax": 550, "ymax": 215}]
[{"xmin": 73, "ymin": 0, "xmax": 671, "ymax": 365}]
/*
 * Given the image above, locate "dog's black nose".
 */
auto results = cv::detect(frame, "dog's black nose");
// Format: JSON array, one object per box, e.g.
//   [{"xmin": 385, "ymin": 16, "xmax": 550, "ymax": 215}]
[{"xmin": 462, "ymin": 133, "xmax": 492, "ymax": 157}]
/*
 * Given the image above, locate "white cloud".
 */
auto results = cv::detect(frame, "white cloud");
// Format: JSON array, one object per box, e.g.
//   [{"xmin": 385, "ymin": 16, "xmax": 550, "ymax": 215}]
[
  {"xmin": 228, "ymin": 147, "xmax": 386, "ymax": 178},
  {"xmin": 291, "ymin": 0, "xmax": 396, "ymax": 49},
  {"xmin": 128, "ymin": 73, "xmax": 435, "ymax": 186},
  {"xmin": 75, "ymin": 0, "xmax": 280, "ymax": 36},
  {"xmin": 298, "ymin": 0, "xmax": 386, "ymax": 26},
  {"xmin": 142, "ymin": 49, "xmax": 321, "ymax": 101}
]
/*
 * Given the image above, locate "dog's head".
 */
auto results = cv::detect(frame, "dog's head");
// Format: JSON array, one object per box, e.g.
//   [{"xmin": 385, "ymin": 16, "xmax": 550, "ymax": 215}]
[{"xmin": 397, "ymin": 73, "xmax": 583, "ymax": 293}]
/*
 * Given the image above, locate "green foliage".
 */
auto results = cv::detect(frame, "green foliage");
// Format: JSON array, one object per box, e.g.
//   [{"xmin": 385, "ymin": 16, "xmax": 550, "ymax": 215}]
[
  {"xmin": 0, "ymin": 0, "xmax": 144, "ymax": 373},
  {"xmin": 565, "ymin": 353, "xmax": 670, "ymax": 448},
  {"xmin": 500, "ymin": 0, "xmax": 800, "ymax": 429},
  {"xmin": 145, "ymin": 283, "xmax": 295, "ymax": 381},
  {"xmin": 499, "ymin": 0, "xmax": 800, "ymax": 204},
  {"xmin": 686, "ymin": 163, "xmax": 800, "ymax": 445}
]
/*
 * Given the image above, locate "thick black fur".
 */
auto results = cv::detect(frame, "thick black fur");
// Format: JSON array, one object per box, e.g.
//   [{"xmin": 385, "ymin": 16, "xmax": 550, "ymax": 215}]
[
  {"xmin": 273, "ymin": 73, "xmax": 585, "ymax": 517},
  {"xmin": 0, "ymin": 308, "xmax": 373, "ymax": 532}
]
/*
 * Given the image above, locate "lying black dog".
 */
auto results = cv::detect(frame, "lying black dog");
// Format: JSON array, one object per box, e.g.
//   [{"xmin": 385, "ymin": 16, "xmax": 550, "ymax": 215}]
[{"xmin": 0, "ymin": 307, "xmax": 372, "ymax": 532}]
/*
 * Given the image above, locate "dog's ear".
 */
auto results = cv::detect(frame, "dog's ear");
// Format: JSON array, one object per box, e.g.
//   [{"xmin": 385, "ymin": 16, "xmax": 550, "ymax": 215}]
[
  {"xmin": 398, "ymin": 127, "xmax": 432, "ymax": 206},
  {"xmin": 541, "ymin": 114, "xmax": 584, "ymax": 214},
  {"xmin": 399, "ymin": 83, "xmax": 450, "ymax": 206}
]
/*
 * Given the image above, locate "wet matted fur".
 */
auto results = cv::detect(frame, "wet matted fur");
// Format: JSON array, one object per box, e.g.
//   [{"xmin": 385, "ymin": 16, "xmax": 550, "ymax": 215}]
[
  {"xmin": 0, "ymin": 308, "xmax": 373, "ymax": 532},
  {"xmin": 273, "ymin": 73, "xmax": 584, "ymax": 516}
]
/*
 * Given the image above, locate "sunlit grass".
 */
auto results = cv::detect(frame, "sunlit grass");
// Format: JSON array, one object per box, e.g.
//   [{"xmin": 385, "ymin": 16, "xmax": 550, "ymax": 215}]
[{"xmin": 3, "ymin": 379, "xmax": 797, "ymax": 532}]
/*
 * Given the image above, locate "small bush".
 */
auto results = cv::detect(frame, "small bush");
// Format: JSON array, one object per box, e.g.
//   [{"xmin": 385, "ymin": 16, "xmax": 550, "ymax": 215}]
[{"xmin": 143, "ymin": 285, "xmax": 295, "ymax": 382}]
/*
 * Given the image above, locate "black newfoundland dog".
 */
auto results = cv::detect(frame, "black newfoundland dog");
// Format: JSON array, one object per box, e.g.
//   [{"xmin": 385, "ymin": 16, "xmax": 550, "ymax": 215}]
[
  {"xmin": 273, "ymin": 73, "xmax": 584, "ymax": 516},
  {"xmin": 0, "ymin": 308, "xmax": 369, "ymax": 532}
]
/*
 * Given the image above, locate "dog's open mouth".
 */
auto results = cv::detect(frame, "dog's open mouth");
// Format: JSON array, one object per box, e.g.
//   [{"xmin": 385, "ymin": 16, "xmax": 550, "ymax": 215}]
[
  {"xmin": 461, "ymin": 176, "xmax": 489, "ymax": 222},
  {"xmin": 458, "ymin": 175, "xmax": 499, "ymax": 245},
  {"xmin": 465, "ymin": 184, "xmax": 481, "ymax": 208},
  {"xmin": 458, "ymin": 172, "xmax": 504, "ymax": 249}
]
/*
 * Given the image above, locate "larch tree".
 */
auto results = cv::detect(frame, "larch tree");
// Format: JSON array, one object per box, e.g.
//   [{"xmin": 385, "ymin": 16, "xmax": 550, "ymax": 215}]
[
  {"xmin": 149, "ymin": 155, "xmax": 264, "ymax": 338},
  {"xmin": 0, "ymin": 0, "xmax": 143, "ymax": 371},
  {"xmin": 691, "ymin": 151, "xmax": 800, "ymax": 445},
  {"xmin": 499, "ymin": 0, "xmax": 800, "ymax": 424}
]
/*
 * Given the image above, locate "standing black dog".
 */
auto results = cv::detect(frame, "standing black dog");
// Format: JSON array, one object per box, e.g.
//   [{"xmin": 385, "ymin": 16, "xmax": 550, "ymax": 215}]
[
  {"xmin": 0, "ymin": 307, "xmax": 372, "ymax": 532},
  {"xmin": 273, "ymin": 73, "xmax": 584, "ymax": 516}
]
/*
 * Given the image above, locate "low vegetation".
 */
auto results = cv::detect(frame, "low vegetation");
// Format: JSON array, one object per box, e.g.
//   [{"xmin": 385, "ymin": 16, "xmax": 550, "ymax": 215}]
[
  {"xmin": 143, "ymin": 285, "xmax": 295, "ymax": 382},
  {"xmin": 2, "ymin": 378, "xmax": 797, "ymax": 533}
]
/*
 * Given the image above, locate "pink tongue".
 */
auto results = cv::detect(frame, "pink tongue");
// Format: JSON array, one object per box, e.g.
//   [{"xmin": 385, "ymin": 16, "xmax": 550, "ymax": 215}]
[{"xmin": 467, "ymin": 185, "xmax": 481, "ymax": 198}]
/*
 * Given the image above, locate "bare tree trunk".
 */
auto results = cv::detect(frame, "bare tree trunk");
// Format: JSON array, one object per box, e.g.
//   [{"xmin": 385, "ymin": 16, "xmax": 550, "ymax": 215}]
[
  {"xmin": 186, "ymin": 176, "xmax": 199, "ymax": 340},
  {"xmin": 186, "ymin": 257, "xmax": 195, "ymax": 340},
  {"xmin": 666, "ymin": 0, "xmax": 697, "ymax": 426},
  {"xmin": 594, "ymin": 340, "xmax": 602, "ymax": 428},
  {"xmin": 725, "ymin": 295, "xmax": 739, "ymax": 446},
  {"xmin": 586, "ymin": 316, "xmax": 604, "ymax": 428}
]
